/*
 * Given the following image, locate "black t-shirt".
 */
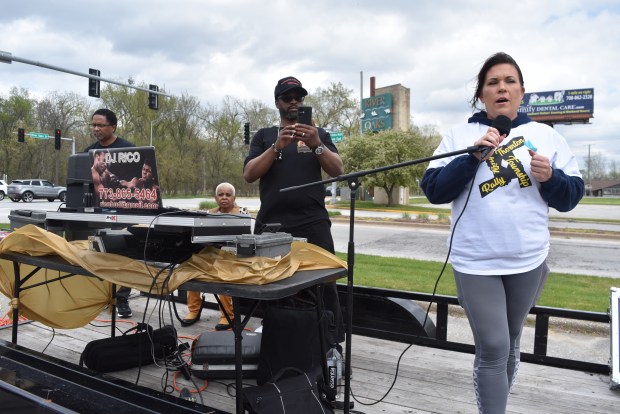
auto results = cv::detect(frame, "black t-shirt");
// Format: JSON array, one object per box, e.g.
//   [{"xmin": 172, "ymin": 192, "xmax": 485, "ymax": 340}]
[
  {"xmin": 244, "ymin": 127, "xmax": 338, "ymax": 231},
  {"xmin": 83, "ymin": 136, "xmax": 135, "ymax": 152}
]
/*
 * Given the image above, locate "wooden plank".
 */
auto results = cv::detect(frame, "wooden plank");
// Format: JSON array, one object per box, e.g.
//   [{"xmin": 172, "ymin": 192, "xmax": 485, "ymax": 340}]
[{"xmin": 1, "ymin": 294, "xmax": 618, "ymax": 414}]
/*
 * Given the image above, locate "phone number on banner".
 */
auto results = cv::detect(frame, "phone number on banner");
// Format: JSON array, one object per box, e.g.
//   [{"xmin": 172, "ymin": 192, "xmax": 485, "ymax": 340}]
[{"xmin": 98, "ymin": 188, "xmax": 158, "ymax": 202}]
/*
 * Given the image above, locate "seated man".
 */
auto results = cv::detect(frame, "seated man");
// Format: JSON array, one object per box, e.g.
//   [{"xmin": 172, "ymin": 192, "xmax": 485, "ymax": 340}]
[{"xmin": 182, "ymin": 182, "xmax": 241, "ymax": 330}]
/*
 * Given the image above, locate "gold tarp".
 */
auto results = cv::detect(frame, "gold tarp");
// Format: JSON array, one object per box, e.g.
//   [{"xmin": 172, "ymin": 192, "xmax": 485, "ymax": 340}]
[{"xmin": 0, "ymin": 225, "xmax": 347, "ymax": 329}]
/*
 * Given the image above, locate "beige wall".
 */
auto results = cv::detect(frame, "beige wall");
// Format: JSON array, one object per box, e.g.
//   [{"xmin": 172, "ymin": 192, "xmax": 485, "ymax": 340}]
[
  {"xmin": 375, "ymin": 84, "xmax": 411, "ymax": 131},
  {"xmin": 373, "ymin": 186, "xmax": 410, "ymax": 205},
  {"xmin": 372, "ymin": 84, "xmax": 412, "ymax": 204}
]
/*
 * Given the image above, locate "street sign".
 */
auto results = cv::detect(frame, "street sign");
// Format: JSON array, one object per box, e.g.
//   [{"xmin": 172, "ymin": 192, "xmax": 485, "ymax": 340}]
[
  {"xmin": 362, "ymin": 93, "xmax": 393, "ymax": 133},
  {"xmin": 29, "ymin": 132, "xmax": 49, "ymax": 139},
  {"xmin": 330, "ymin": 132, "xmax": 344, "ymax": 143}
]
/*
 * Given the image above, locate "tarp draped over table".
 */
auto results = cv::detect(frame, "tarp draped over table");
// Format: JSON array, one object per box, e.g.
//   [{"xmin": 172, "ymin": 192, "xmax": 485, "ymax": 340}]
[{"xmin": 0, "ymin": 225, "xmax": 347, "ymax": 329}]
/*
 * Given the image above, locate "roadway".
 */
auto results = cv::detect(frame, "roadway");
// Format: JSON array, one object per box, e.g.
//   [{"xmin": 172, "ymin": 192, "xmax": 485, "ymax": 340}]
[
  {"xmin": 330, "ymin": 221, "xmax": 620, "ymax": 278},
  {"xmin": 1, "ymin": 198, "xmax": 619, "ymax": 278}
]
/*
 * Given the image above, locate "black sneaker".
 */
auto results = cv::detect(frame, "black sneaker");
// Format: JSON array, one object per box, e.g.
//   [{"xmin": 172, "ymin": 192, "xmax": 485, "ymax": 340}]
[{"xmin": 116, "ymin": 296, "xmax": 132, "ymax": 318}]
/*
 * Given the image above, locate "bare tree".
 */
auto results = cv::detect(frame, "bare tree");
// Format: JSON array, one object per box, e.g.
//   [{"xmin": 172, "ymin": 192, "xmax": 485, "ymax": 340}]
[
  {"xmin": 304, "ymin": 82, "xmax": 360, "ymax": 136},
  {"xmin": 582, "ymin": 152, "xmax": 607, "ymax": 182},
  {"xmin": 608, "ymin": 160, "xmax": 620, "ymax": 180}
]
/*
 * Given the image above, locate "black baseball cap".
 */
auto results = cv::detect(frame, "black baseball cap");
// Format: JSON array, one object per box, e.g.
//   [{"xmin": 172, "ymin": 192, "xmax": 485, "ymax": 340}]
[{"xmin": 274, "ymin": 76, "xmax": 308, "ymax": 98}]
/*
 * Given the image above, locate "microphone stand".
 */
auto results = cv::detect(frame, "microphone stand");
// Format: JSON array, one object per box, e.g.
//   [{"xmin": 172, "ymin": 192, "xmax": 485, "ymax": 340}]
[{"xmin": 280, "ymin": 145, "xmax": 482, "ymax": 413}]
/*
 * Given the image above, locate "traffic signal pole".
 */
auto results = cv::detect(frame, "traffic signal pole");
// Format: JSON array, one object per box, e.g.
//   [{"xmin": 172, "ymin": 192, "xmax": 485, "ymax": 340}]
[
  {"xmin": 0, "ymin": 50, "xmax": 172, "ymax": 98},
  {"xmin": 63, "ymin": 136, "xmax": 76, "ymax": 154},
  {"xmin": 15, "ymin": 130, "xmax": 76, "ymax": 154}
]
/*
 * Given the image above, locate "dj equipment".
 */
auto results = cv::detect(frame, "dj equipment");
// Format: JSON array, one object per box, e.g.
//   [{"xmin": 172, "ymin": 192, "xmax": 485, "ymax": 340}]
[
  {"xmin": 66, "ymin": 152, "xmax": 94, "ymax": 211},
  {"xmin": 67, "ymin": 146, "xmax": 164, "ymax": 213},
  {"xmin": 88, "ymin": 228, "xmax": 204, "ymax": 263},
  {"xmin": 191, "ymin": 331, "xmax": 261, "ymax": 379},
  {"xmin": 46, "ymin": 210, "xmax": 252, "ymax": 244},
  {"xmin": 60, "ymin": 146, "xmax": 252, "ymax": 248},
  {"xmin": 235, "ymin": 232, "xmax": 293, "ymax": 258}
]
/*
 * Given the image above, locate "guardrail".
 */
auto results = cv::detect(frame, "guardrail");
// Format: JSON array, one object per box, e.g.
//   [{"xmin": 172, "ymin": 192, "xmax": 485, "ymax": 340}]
[
  {"xmin": 335, "ymin": 284, "xmax": 609, "ymax": 374},
  {"xmin": 176, "ymin": 283, "xmax": 610, "ymax": 374}
]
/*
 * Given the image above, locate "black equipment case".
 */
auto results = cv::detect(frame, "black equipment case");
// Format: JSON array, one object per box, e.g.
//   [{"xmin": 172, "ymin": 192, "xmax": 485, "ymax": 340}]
[{"xmin": 191, "ymin": 331, "xmax": 261, "ymax": 379}]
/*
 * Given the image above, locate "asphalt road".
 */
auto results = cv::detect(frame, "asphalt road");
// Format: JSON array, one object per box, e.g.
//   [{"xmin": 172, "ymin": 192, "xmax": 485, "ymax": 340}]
[{"xmin": 331, "ymin": 221, "xmax": 620, "ymax": 278}]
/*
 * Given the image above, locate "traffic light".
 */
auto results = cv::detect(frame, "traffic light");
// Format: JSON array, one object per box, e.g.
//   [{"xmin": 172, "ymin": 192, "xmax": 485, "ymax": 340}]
[
  {"xmin": 244, "ymin": 122, "xmax": 250, "ymax": 145},
  {"xmin": 148, "ymin": 84, "xmax": 159, "ymax": 110},
  {"xmin": 88, "ymin": 68, "xmax": 101, "ymax": 97},
  {"xmin": 17, "ymin": 128, "xmax": 25, "ymax": 143},
  {"xmin": 54, "ymin": 129, "xmax": 61, "ymax": 150}
]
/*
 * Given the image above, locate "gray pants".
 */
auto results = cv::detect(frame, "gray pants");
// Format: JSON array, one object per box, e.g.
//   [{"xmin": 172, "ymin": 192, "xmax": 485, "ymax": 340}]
[{"xmin": 454, "ymin": 262, "xmax": 549, "ymax": 414}]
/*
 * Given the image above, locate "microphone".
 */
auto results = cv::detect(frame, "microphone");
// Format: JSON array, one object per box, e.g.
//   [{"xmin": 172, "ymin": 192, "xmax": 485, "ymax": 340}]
[{"xmin": 480, "ymin": 115, "xmax": 512, "ymax": 159}]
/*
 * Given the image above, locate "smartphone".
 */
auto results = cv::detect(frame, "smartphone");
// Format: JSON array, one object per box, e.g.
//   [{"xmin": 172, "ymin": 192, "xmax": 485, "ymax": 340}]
[{"xmin": 297, "ymin": 106, "xmax": 313, "ymax": 125}]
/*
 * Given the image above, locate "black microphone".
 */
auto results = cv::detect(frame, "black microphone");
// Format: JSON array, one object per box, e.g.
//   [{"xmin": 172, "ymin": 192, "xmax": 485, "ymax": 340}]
[{"xmin": 480, "ymin": 115, "xmax": 512, "ymax": 159}]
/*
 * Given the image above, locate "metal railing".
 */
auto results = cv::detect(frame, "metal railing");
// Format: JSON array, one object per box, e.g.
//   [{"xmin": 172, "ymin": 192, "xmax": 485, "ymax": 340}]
[
  {"xmin": 336, "ymin": 284, "xmax": 609, "ymax": 374},
  {"xmin": 177, "ymin": 283, "xmax": 610, "ymax": 374}
]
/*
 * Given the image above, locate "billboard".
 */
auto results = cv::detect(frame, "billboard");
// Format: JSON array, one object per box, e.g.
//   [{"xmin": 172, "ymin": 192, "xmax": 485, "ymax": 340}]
[
  {"xmin": 518, "ymin": 88, "xmax": 593, "ymax": 123},
  {"xmin": 361, "ymin": 93, "xmax": 393, "ymax": 132}
]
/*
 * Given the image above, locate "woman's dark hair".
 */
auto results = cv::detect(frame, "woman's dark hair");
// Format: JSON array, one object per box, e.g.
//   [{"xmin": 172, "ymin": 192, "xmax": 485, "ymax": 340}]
[
  {"xmin": 92, "ymin": 108, "xmax": 118, "ymax": 126},
  {"xmin": 470, "ymin": 52, "xmax": 524, "ymax": 110}
]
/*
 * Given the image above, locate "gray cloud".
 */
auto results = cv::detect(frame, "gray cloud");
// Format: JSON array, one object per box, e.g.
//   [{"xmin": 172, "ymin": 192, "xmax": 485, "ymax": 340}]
[{"xmin": 1, "ymin": 0, "xmax": 619, "ymax": 165}]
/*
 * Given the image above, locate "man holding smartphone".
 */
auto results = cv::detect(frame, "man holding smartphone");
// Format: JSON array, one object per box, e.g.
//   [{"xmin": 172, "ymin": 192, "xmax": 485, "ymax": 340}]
[{"xmin": 243, "ymin": 76, "xmax": 345, "ymax": 341}]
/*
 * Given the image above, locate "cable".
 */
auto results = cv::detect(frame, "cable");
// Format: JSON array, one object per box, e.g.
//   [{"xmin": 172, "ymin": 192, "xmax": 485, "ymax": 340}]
[
  {"xmin": 133, "ymin": 262, "xmax": 176, "ymax": 385},
  {"xmin": 349, "ymin": 157, "xmax": 484, "ymax": 407},
  {"xmin": 41, "ymin": 327, "xmax": 55, "ymax": 354},
  {"xmin": 142, "ymin": 263, "xmax": 209, "ymax": 406},
  {"xmin": 219, "ymin": 381, "xmax": 259, "ymax": 399},
  {"xmin": 90, "ymin": 318, "xmax": 136, "ymax": 328},
  {"xmin": 112, "ymin": 208, "xmax": 252, "ymax": 405},
  {"xmin": 0, "ymin": 314, "xmax": 28, "ymax": 327},
  {"xmin": 172, "ymin": 370, "xmax": 209, "ymax": 394}
]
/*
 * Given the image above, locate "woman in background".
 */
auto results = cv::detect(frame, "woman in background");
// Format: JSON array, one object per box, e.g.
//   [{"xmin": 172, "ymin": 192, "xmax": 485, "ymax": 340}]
[{"xmin": 182, "ymin": 182, "xmax": 240, "ymax": 330}]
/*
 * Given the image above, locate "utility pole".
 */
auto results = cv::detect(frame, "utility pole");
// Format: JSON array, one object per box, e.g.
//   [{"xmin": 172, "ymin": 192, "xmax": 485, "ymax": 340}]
[
  {"xmin": 588, "ymin": 144, "xmax": 592, "ymax": 196},
  {"xmin": 359, "ymin": 71, "xmax": 363, "ymax": 134}
]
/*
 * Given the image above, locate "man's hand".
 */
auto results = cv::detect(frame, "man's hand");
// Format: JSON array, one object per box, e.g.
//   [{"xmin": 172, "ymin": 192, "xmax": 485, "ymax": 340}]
[
  {"xmin": 293, "ymin": 123, "xmax": 321, "ymax": 150},
  {"xmin": 274, "ymin": 125, "xmax": 297, "ymax": 151}
]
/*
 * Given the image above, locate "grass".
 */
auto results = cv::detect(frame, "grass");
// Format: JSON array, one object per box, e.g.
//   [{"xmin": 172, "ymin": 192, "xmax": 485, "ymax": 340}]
[
  {"xmin": 198, "ymin": 200, "xmax": 217, "ymax": 210},
  {"xmin": 578, "ymin": 197, "xmax": 620, "ymax": 206},
  {"xmin": 331, "ymin": 196, "xmax": 620, "ymax": 224},
  {"xmin": 2, "ymin": 205, "xmax": 617, "ymax": 314},
  {"xmin": 187, "ymin": 195, "xmax": 619, "ymax": 312},
  {"xmin": 412, "ymin": 195, "xmax": 620, "ymax": 207},
  {"xmin": 330, "ymin": 200, "xmax": 451, "ymax": 214},
  {"xmin": 334, "ymin": 252, "xmax": 616, "ymax": 313}
]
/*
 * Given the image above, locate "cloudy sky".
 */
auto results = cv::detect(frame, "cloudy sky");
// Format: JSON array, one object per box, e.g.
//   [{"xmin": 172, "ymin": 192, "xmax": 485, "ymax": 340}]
[{"xmin": 1, "ymin": 0, "xmax": 619, "ymax": 167}]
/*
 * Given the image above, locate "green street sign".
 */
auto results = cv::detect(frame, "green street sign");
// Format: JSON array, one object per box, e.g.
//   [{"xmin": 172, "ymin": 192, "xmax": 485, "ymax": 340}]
[
  {"xmin": 29, "ymin": 132, "xmax": 49, "ymax": 139},
  {"xmin": 362, "ymin": 93, "xmax": 393, "ymax": 132},
  {"xmin": 330, "ymin": 132, "xmax": 344, "ymax": 143}
]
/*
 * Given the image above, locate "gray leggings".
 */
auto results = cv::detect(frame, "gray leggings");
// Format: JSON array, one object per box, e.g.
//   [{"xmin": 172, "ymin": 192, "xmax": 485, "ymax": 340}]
[{"xmin": 454, "ymin": 262, "xmax": 549, "ymax": 414}]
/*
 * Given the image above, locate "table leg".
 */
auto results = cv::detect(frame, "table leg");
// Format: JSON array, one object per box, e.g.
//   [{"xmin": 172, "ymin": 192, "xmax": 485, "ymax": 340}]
[
  {"xmin": 314, "ymin": 285, "xmax": 329, "ymax": 383},
  {"xmin": 11, "ymin": 261, "xmax": 20, "ymax": 344},
  {"xmin": 232, "ymin": 296, "xmax": 243, "ymax": 414},
  {"xmin": 111, "ymin": 284, "xmax": 117, "ymax": 337},
  {"xmin": 216, "ymin": 294, "xmax": 258, "ymax": 413}
]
